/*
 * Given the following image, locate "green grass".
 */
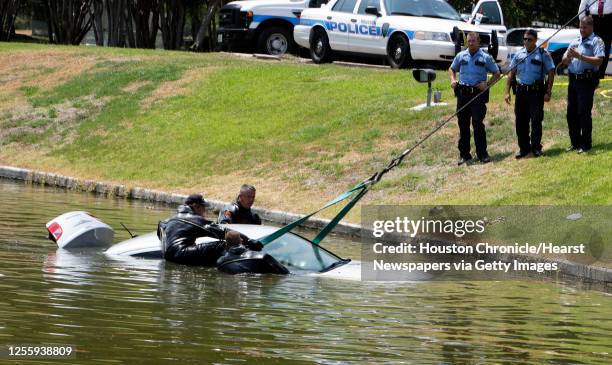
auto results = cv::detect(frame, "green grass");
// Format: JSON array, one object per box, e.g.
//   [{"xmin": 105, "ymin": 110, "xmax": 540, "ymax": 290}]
[
  {"xmin": 19, "ymin": 85, "xmax": 40, "ymax": 97},
  {"xmin": 0, "ymin": 42, "xmax": 610, "ymax": 218}
]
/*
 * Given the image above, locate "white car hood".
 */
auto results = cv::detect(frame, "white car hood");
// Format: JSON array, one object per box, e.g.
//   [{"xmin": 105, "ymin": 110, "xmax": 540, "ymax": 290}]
[{"xmin": 394, "ymin": 16, "xmax": 489, "ymax": 34}]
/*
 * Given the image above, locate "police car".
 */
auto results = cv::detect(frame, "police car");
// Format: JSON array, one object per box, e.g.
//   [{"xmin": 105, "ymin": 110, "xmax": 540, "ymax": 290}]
[
  {"xmin": 293, "ymin": 0, "xmax": 508, "ymax": 68},
  {"xmin": 218, "ymin": 0, "xmax": 329, "ymax": 56}
]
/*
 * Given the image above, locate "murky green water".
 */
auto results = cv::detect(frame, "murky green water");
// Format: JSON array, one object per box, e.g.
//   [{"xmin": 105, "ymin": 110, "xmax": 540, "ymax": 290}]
[{"xmin": 0, "ymin": 178, "xmax": 610, "ymax": 364}]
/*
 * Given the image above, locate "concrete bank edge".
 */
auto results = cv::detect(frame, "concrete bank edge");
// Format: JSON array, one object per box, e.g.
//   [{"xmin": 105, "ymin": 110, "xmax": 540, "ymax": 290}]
[
  {"xmin": 0, "ymin": 165, "xmax": 361, "ymax": 236},
  {"xmin": 1, "ymin": 165, "xmax": 609, "ymax": 285}
]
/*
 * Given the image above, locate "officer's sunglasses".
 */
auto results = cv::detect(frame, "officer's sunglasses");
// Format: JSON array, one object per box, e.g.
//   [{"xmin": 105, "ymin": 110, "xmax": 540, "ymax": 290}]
[{"xmin": 523, "ymin": 37, "xmax": 535, "ymax": 42}]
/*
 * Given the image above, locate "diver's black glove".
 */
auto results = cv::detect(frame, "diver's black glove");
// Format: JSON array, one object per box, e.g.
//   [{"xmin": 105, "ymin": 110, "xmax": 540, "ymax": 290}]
[{"xmin": 246, "ymin": 239, "xmax": 263, "ymax": 251}]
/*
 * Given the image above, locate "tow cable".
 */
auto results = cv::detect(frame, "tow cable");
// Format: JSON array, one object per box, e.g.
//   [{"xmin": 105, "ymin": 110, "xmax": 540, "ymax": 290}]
[{"xmin": 261, "ymin": 1, "xmax": 601, "ymax": 246}]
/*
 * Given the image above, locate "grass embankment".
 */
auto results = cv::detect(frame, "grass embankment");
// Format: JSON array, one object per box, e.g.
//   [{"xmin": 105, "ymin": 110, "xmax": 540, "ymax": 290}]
[{"xmin": 1, "ymin": 42, "xmax": 611, "ymax": 222}]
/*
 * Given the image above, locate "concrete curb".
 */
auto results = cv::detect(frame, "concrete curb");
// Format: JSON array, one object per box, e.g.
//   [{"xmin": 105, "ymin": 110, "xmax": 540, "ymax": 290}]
[
  {"xmin": 1, "ymin": 165, "xmax": 609, "ymax": 285},
  {"xmin": 0, "ymin": 165, "xmax": 361, "ymax": 236}
]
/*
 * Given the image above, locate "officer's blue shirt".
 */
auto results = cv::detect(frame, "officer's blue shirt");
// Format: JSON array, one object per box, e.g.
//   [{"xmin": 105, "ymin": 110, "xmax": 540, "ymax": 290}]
[
  {"xmin": 450, "ymin": 48, "xmax": 498, "ymax": 86},
  {"xmin": 566, "ymin": 33, "xmax": 605, "ymax": 74},
  {"xmin": 509, "ymin": 47, "xmax": 555, "ymax": 85}
]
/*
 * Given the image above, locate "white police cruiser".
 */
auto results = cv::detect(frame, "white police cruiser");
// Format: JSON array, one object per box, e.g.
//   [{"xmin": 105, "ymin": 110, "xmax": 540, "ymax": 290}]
[
  {"xmin": 294, "ymin": 0, "xmax": 508, "ymax": 68},
  {"xmin": 218, "ymin": 0, "xmax": 329, "ymax": 55}
]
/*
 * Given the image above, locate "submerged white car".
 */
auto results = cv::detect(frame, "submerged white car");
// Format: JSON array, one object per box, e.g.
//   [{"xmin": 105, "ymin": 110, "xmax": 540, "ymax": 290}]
[
  {"xmin": 105, "ymin": 224, "xmax": 359, "ymax": 279},
  {"xmin": 46, "ymin": 211, "xmax": 362, "ymax": 280},
  {"xmin": 294, "ymin": 0, "xmax": 507, "ymax": 68}
]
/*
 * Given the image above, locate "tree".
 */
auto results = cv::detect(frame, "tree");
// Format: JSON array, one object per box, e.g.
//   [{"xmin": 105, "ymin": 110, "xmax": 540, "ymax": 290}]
[
  {"xmin": 105, "ymin": 0, "xmax": 127, "ymax": 47},
  {"xmin": 158, "ymin": 0, "xmax": 185, "ymax": 50},
  {"xmin": 186, "ymin": 0, "xmax": 203, "ymax": 44},
  {"xmin": 0, "ymin": 0, "xmax": 21, "ymax": 41},
  {"xmin": 191, "ymin": 0, "xmax": 221, "ymax": 52},
  {"xmin": 90, "ymin": 0, "xmax": 159, "ymax": 48},
  {"xmin": 91, "ymin": 0, "xmax": 104, "ymax": 45},
  {"xmin": 130, "ymin": 0, "xmax": 158, "ymax": 48},
  {"xmin": 45, "ymin": 0, "xmax": 93, "ymax": 44}
]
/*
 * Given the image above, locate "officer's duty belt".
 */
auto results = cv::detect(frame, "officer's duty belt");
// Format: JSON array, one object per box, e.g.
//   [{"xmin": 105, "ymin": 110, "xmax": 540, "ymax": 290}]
[
  {"xmin": 569, "ymin": 72, "xmax": 597, "ymax": 81},
  {"xmin": 457, "ymin": 84, "xmax": 480, "ymax": 95},
  {"xmin": 516, "ymin": 82, "xmax": 544, "ymax": 92}
]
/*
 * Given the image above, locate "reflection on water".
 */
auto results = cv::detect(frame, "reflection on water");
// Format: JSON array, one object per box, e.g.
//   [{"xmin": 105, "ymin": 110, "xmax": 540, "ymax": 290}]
[{"xmin": 0, "ymin": 179, "xmax": 611, "ymax": 364}]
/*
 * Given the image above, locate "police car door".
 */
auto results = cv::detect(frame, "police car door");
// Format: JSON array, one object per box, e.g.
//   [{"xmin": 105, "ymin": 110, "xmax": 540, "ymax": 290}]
[
  {"xmin": 350, "ymin": 0, "xmax": 385, "ymax": 54},
  {"xmin": 327, "ymin": 0, "xmax": 359, "ymax": 51}
]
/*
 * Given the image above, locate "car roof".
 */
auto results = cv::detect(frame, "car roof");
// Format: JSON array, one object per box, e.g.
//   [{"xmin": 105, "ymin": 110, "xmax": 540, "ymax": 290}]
[{"xmin": 222, "ymin": 224, "xmax": 294, "ymax": 241}]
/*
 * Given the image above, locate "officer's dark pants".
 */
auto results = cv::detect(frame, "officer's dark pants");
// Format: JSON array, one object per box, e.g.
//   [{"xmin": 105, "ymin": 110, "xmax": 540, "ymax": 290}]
[
  {"xmin": 515, "ymin": 89, "xmax": 544, "ymax": 153},
  {"xmin": 567, "ymin": 78, "xmax": 596, "ymax": 150},
  {"xmin": 456, "ymin": 92, "xmax": 488, "ymax": 159},
  {"xmin": 593, "ymin": 14, "xmax": 611, "ymax": 79}
]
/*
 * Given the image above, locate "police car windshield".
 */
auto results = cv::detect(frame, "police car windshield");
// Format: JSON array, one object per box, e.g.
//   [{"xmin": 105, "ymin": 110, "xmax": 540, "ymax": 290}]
[{"xmin": 385, "ymin": 0, "xmax": 461, "ymax": 21}]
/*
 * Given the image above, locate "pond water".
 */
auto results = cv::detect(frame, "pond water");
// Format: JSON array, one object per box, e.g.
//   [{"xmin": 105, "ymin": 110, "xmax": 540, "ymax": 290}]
[{"xmin": 0, "ymin": 178, "xmax": 610, "ymax": 364}]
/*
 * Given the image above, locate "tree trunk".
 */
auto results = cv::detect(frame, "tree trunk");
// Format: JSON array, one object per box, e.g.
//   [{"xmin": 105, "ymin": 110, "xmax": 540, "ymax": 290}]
[
  {"xmin": 119, "ymin": 0, "xmax": 127, "ymax": 46},
  {"xmin": 158, "ymin": 0, "xmax": 185, "ymax": 50},
  {"xmin": 125, "ymin": 1, "xmax": 134, "ymax": 47},
  {"xmin": 142, "ymin": 0, "xmax": 158, "ymax": 48},
  {"xmin": 91, "ymin": 0, "xmax": 104, "ymax": 45},
  {"xmin": 106, "ymin": 0, "xmax": 137, "ymax": 48},
  {"xmin": 191, "ymin": 0, "xmax": 221, "ymax": 52},
  {"xmin": 45, "ymin": 0, "xmax": 93, "ymax": 45},
  {"xmin": 190, "ymin": 10, "xmax": 200, "ymax": 42},
  {"xmin": 107, "ymin": 0, "xmax": 116, "ymax": 46},
  {"xmin": 0, "ymin": 0, "xmax": 21, "ymax": 42}
]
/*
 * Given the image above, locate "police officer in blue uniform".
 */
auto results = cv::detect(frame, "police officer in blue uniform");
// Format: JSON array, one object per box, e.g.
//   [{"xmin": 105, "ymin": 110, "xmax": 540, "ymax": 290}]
[
  {"xmin": 561, "ymin": 15, "xmax": 605, "ymax": 153},
  {"xmin": 580, "ymin": 0, "xmax": 611, "ymax": 79},
  {"xmin": 449, "ymin": 32, "xmax": 501, "ymax": 165},
  {"xmin": 504, "ymin": 29, "xmax": 556, "ymax": 158}
]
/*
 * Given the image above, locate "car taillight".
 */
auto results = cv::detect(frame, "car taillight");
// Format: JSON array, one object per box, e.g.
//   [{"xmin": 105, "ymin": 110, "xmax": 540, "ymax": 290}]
[{"xmin": 48, "ymin": 222, "xmax": 63, "ymax": 241}]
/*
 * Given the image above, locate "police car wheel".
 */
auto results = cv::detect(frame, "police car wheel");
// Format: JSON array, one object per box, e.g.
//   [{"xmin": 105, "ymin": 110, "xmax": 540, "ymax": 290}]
[
  {"xmin": 310, "ymin": 28, "xmax": 332, "ymax": 64},
  {"xmin": 258, "ymin": 27, "xmax": 293, "ymax": 56},
  {"xmin": 387, "ymin": 34, "xmax": 411, "ymax": 69}
]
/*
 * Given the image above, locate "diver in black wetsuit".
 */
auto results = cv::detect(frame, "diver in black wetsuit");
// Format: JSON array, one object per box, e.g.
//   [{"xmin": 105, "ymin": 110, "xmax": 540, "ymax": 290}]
[
  {"xmin": 159, "ymin": 193, "xmax": 263, "ymax": 266},
  {"xmin": 158, "ymin": 193, "xmax": 227, "ymax": 266},
  {"xmin": 218, "ymin": 184, "xmax": 262, "ymax": 225}
]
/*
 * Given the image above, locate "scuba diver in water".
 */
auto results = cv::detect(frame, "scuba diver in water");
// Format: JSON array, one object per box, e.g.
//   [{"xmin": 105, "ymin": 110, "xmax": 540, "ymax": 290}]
[
  {"xmin": 159, "ymin": 193, "xmax": 263, "ymax": 266},
  {"xmin": 218, "ymin": 184, "xmax": 262, "ymax": 224}
]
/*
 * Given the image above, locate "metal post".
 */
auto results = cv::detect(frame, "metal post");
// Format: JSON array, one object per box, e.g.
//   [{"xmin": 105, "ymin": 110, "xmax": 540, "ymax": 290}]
[{"xmin": 427, "ymin": 81, "xmax": 432, "ymax": 107}]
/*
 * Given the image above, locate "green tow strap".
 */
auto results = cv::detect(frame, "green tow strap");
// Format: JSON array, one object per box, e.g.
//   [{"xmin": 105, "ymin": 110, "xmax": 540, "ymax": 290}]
[
  {"xmin": 260, "ymin": 182, "xmax": 369, "ymax": 246},
  {"xmin": 312, "ymin": 187, "xmax": 367, "ymax": 244}
]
